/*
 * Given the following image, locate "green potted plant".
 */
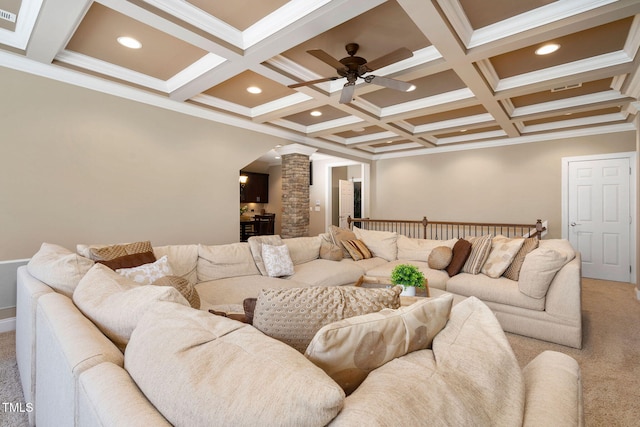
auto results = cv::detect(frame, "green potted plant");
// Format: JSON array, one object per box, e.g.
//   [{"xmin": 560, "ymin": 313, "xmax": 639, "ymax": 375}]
[{"xmin": 390, "ymin": 263, "xmax": 425, "ymax": 296}]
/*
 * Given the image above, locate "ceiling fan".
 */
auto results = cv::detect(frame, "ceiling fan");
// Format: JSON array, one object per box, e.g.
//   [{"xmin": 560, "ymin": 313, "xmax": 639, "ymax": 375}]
[{"xmin": 288, "ymin": 43, "xmax": 415, "ymax": 104}]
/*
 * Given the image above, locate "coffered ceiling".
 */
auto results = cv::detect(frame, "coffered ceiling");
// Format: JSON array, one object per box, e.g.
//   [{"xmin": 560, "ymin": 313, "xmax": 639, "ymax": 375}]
[{"xmin": 1, "ymin": 0, "xmax": 640, "ymax": 161}]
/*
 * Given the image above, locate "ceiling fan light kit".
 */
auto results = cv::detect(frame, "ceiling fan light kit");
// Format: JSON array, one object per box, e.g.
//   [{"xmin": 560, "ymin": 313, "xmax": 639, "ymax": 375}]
[{"xmin": 288, "ymin": 43, "xmax": 414, "ymax": 103}]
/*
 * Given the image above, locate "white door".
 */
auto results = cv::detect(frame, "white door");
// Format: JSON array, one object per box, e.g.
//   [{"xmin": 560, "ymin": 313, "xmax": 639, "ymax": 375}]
[
  {"xmin": 567, "ymin": 157, "xmax": 631, "ymax": 282},
  {"xmin": 339, "ymin": 179, "xmax": 354, "ymax": 229}
]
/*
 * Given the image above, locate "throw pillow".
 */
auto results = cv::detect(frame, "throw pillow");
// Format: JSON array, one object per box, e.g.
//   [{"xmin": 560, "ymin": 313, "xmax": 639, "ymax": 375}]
[
  {"xmin": 305, "ymin": 293, "xmax": 454, "ymax": 395},
  {"xmin": 252, "ymin": 286, "xmax": 402, "ymax": 353},
  {"xmin": 243, "ymin": 298, "xmax": 257, "ymax": 325},
  {"xmin": 27, "ymin": 242, "xmax": 95, "ymax": 298},
  {"xmin": 503, "ymin": 237, "xmax": 539, "ymax": 281},
  {"xmin": 353, "ymin": 227, "xmax": 398, "ymax": 261},
  {"xmin": 518, "ymin": 247, "xmax": 571, "ymax": 298},
  {"xmin": 116, "ymin": 255, "xmax": 173, "ymax": 285},
  {"xmin": 341, "ymin": 239, "xmax": 372, "ymax": 261},
  {"xmin": 319, "ymin": 239, "xmax": 343, "ymax": 261},
  {"xmin": 462, "ymin": 235, "xmax": 492, "ymax": 275},
  {"xmin": 329, "ymin": 225, "xmax": 357, "ymax": 259},
  {"xmin": 446, "ymin": 238, "xmax": 472, "ymax": 277},
  {"xmin": 261, "ymin": 244, "xmax": 295, "ymax": 277},
  {"xmin": 151, "ymin": 275, "xmax": 200, "ymax": 309},
  {"xmin": 96, "ymin": 251, "xmax": 157, "ymax": 270},
  {"xmin": 480, "ymin": 236, "xmax": 525, "ymax": 278},
  {"xmin": 428, "ymin": 246, "xmax": 453, "ymax": 270},
  {"xmin": 87, "ymin": 241, "xmax": 154, "ymax": 261},
  {"xmin": 73, "ymin": 264, "xmax": 189, "ymax": 350},
  {"xmin": 248, "ymin": 235, "xmax": 284, "ymax": 275}
]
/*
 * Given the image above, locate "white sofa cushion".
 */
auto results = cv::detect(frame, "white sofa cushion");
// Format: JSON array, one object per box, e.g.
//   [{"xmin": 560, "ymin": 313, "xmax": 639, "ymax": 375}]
[
  {"xmin": 153, "ymin": 244, "xmax": 198, "ymax": 284},
  {"xmin": 332, "ymin": 297, "xmax": 525, "ymax": 426},
  {"xmin": 289, "ymin": 258, "xmax": 365, "ymax": 287},
  {"xmin": 284, "ymin": 236, "xmax": 321, "ymax": 265},
  {"xmin": 197, "ymin": 242, "xmax": 259, "ymax": 281},
  {"xmin": 27, "ymin": 243, "xmax": 95, "ymax": 298},
  {"xmin": 73, "ymin": 264, "xmax": 189, "ymax": 350},
  {"xmin": 353, "ymin": 227, "xmax": 398, "ymax": 261},
  {"xmin": 305, "ymin": 293, "xmax": 453, "ymax": 394},
  {"xmin": 125, "ymin": 302, "xmax": 345, "ymax": 426},
  {"xmin": 397, "ymin": 236, "xmax": 457, "ymax": 262}
]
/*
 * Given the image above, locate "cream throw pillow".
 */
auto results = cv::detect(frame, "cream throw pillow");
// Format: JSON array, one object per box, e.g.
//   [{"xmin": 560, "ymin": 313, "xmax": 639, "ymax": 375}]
[
  {"xmin": 518, "ymin": 247, "xmax": 572, "ymax": 298},
  {"xmin": 125, "ymin": 302, "xmax": 345, "ymax": 427},
  {"xmin": 27, "ymin": 243, "xmax": 95, "ymax": 298},
  {"xmin": 261, "ymin": 244, "xmax": 294, "ymax": 277},
  {"xmin": 480, "ymin": 236, "xmax": 525, "ymax": 278},
  {"xmin": 253, "ymin": 286, "xmax": 402, "ymax": 353},
  {"xmin": 305, "ymin": 293, "xmax": 454, "ymax": 394},
  {"xmin": 116, "ymin": 255, "xmax": 173, "ymax": 285},
  {"xmin": 353, "ymin": 227, "xmax": 398, "ymax": 261},
  {"xmin": 248, "ymin": 235, "xmax": 284, "ymax": 275},
  {"xmin": 73, "ymin": 264, "xmax": 189, "ymax": 351}
]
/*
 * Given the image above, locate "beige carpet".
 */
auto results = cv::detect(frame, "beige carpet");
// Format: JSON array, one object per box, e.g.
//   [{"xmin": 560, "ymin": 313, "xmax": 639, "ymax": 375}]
[
  {"xmin": 507, "ymin": 278, "xmax": 640, "ymax": 426},
  {"xmin": 0, "ymin": 331, "xmax": 28, "ymax": 427},
  {"xmin": 0, "ymin": 278, "xmax": 638, "ymax": 426}
]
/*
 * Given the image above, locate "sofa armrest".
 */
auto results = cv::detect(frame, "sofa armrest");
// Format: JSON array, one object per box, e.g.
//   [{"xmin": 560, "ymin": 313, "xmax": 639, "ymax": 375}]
[
  {"xmin": 522, "ymin": 351, "xmax": 584, "ymax": 427},
  {"xmin": 78, "ymin": 362, "xmax": 171, "ymax": 426},
  {"xmin": 544, "ymin": 253, "xmax": 582, "ymax": 322}
]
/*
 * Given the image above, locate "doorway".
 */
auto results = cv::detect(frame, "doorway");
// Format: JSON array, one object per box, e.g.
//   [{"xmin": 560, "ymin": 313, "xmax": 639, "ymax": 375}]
[{"xmin": 562, "ymin": 152, "xmax": 637, "ymax": 283}]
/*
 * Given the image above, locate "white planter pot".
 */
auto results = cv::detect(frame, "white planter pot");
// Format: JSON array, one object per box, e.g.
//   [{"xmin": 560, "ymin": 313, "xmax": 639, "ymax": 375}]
[{"xmin": 400, "ymin": 285, "xmax": 416, "ymax": 296}]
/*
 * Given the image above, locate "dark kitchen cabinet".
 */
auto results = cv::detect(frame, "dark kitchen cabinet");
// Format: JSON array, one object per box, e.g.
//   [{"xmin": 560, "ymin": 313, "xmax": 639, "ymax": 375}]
[{"xmin": 240, "ymin": 171, "xmax": 269, "ymax": 203}]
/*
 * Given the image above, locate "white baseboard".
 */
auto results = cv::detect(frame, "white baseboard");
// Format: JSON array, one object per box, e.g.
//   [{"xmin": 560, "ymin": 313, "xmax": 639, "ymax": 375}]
[
  {"xmin": 0, "ymin": 316, "xmax": 16, "ymax": 333},
  {"xmin": 636, "ymin": 287, "xmax": 640, "ymax": 301}
]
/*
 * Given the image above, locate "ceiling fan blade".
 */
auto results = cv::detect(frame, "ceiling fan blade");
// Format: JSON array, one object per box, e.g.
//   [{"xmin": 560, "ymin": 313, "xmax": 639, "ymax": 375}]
[
  {"xmin": 307, "ymin": 49, "xmax": 348, "ymax": 72},
  {"xmin": 288, "ymin": 77, "xmax": 339, "ymax": 89},
  {"xmin": 369, "ymin": 75, "xmax": 416, "ymax": 92},
  {"xmin": 364, "ymin": 47, "xmax": 413, "ymax": 72},
  {"xmin": 339, "ymin": 83, "xmax": 356, "ymax": 104}
]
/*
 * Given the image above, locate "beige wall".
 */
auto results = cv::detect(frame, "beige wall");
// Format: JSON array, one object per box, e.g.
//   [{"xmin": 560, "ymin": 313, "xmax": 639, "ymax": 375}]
[
  {"xmin": 0, "ymin": 67, "xmax": 289, "ymax": 260},
  {"xmin": 372, "ymin": 133, "xmax": 637, "ymax": 239}
]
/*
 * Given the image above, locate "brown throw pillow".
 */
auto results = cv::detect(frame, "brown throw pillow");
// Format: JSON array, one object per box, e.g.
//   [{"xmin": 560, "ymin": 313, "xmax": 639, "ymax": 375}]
[
  {"xmin": 89, "ymin": 241, "xmax": 154, "ymax": 261},
  {"xmin": 446, "ymin": 239, "xmax": 472, "ymax": 277},
  {"xmin": 329, "ymin": 225, "xmax": 357, "ymax": 258},
  {"xmin": 96, "ymin": 251, "xmax": 157, "ymax": 270},
  {"xmin": 243, "ymin": 298, "xmax": 257, "ymax": 325},
  {"xmin": 152, "ymin": 275, "xmax": 200, "ymax": 309},
  {"xmin": 503, "ymin": 237, "xmax": 539, "ymax": 281}
]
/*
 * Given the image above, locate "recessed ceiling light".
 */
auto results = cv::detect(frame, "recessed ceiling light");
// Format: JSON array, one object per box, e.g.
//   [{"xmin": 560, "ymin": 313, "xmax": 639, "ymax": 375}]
[
  {"xmin": 246, "ymin": 86, "xmax": 262, "ymax": 94},
  {"xmin": 353, "ymin": 127, "xmax": 365, "ymax": 132},
  {"xmin": 310, "ymin": 110, "xmax": 322, "ymax": 117},
  {"xmin": 117, "ymin": 36, "xmax": 142, "ymax": 49},
  {"xmin": 406, "ymin": 84, "xmax": 417, "ymax": 92},
  {"xmin": 535, "ymin": 43, "xmax": 560, "ymax": 55},
  {"xmin": 387, "ymin": 140, "xmax": 393, "ymax": 144}
]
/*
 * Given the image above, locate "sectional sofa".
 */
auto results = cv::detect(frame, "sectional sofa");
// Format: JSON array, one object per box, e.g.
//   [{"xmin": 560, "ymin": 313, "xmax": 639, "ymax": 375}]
[{"xmin": 15, "ymin": 228, "xmax": 584, "ymax": 426}]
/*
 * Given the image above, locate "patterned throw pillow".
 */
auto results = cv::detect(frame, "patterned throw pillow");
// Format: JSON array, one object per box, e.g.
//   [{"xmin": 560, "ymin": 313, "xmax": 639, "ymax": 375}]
[
  {"xmin": 341, "ymin": 239, "xmax": 372, "ymax": 261},
  {"xmin": 329, "ymin": 225, "xmax": 357, "ymax": 259},
  {"xmin": 88, "ymin": 241, "xmax": 154, "ymax": 261},
  {"xmin": 252, "ymin": 286, "xmax": 402, "ymax": 353},
  {"xmin": 462, "ymin": 235, "xmax": 492, "ymax": 275},
  {"xmin": 503, "ymin": 237, "xmax": 539, "ymax": 281},
  {"xmin": 261, "ymin": 244, "xmax": 295, "ymax": 277},
  {"xmin": 319, "ymin": 240, "xmax": 343, "ymax": 261},
  {"xmin": 116, "ymin": 255, "xmax": 173, "ymax": 285},
  {"xmin": 305, "ymin": 293, "xmax": 454, "ymax": 394},
  {"xmin": 480, "ymin": 236, "xmax": 525, "ymax": 278},
  {"xmin": 152, "ymin": 275, "xmax": 200, "ymax": 309}
]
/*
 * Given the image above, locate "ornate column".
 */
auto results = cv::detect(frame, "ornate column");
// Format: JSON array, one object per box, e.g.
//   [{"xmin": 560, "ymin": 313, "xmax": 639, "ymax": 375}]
[{"xmin": 276, "ymin": 144, "xmax": 317, "ymax": 238}]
